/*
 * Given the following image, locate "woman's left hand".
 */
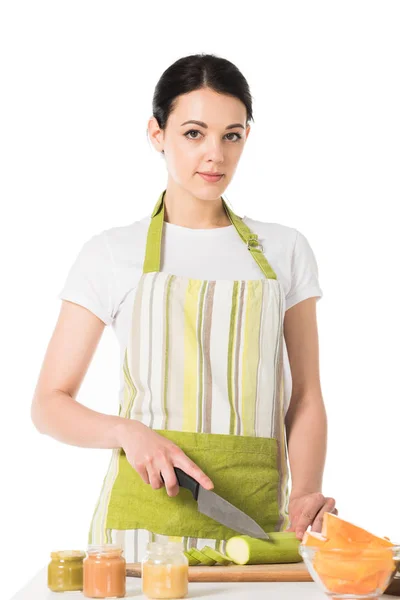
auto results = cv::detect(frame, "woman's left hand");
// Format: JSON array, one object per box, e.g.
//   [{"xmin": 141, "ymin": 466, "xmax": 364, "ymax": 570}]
[{"xmin": 286, "ymin": 492, "xmax": 338, "ymax": 540}]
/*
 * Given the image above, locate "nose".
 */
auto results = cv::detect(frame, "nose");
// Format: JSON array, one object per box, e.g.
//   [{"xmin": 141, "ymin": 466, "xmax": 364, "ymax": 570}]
[{"xmin": 203, "ymin": 137, "xmax": 224, "ymax": 164}]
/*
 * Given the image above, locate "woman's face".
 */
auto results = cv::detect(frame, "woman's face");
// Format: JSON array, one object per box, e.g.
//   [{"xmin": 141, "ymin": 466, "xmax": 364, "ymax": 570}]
[{"xmin": 148, "ymin": 87, "xmax": 250, "ymax": 200}]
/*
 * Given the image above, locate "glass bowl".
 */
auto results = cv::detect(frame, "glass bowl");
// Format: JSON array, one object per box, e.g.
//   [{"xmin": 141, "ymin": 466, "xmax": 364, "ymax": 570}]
[{"xmin": 299, "ymin": 544, "xmax": 400, "ymax": 599}]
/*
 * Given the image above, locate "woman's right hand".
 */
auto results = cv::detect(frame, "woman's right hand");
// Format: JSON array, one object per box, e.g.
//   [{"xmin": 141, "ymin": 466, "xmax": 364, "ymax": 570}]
[{"xmin": 117, "ymin": 420, "xmax": 214, "ymax": 497}]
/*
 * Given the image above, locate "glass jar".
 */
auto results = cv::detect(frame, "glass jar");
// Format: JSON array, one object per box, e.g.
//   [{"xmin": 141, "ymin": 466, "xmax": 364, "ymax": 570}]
[
  {"xmin": 142, "ymin": 541, "xmax": 189, "ymax": 599},
  {"xmin": 48, "ymin": 550, "xmax": 86, "ymax": 592},
  {"xmin": 83, "ymin": 544, "xmax": 126, "ymax": 598}
]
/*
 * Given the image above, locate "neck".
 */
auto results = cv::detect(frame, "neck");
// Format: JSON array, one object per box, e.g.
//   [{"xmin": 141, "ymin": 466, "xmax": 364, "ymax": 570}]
[{"xmin": 162, "ymin": 184, "xmax": 232, "ymax": 229}]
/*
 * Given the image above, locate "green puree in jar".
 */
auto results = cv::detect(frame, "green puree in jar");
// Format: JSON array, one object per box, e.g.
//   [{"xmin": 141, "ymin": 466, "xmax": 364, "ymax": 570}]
[{"xmin": 48, "ymin": 550, "xmax": 86, "ymax": 592}]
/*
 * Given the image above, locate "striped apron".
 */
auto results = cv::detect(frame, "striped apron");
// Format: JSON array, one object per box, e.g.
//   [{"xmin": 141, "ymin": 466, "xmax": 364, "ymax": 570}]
[{"xmin": 89, "ymin": 190, "xmax": 290, "ymax": 562}]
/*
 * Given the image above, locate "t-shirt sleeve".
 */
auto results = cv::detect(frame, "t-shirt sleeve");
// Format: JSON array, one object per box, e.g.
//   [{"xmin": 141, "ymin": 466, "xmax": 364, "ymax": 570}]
[
  {"xmin": 285, "ymin": 229, "xmax": 323, "ymax": 311},
  {"xmin": 58, "ymin": 232, "xmax": 117, "ymax": 325}
]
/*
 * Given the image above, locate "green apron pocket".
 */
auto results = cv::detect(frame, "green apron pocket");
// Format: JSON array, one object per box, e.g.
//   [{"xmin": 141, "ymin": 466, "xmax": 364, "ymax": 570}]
[{"xmin": 106, "ymin": 430, "xmax": 281, "ymax": 539}]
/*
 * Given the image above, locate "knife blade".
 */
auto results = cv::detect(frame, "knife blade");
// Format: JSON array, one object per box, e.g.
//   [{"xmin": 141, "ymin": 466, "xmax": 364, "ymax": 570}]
[{"xmin": 163, "ymin": 467, "xmax": 270, "ymax": 540}]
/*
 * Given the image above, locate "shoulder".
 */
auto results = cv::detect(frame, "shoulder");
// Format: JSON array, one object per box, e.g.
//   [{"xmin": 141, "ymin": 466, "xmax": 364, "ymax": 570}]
[
  {"xmin": 85, "ymin": 215, "xmax": 151, "ymax": 265},
  {"xmin": 98, "ymin": 215, "xmax": 151, "ymax": 247},
  {"xmin": 242, "ymin": 215, "xmax": 296, "ymax": 237},
  {"xmin": 242, "ymin": 215, "xmax": 298, "ymax": 252},
  {"xmin": 59, "ymin": 215, "xmax": 151, "ymax": 326},
  {"xmin": 243, "ymin": 215, "xmax": 317, "ymax": 256},
  {"xmin": 242, "ymin": 215, "xmax": 322, "ymax": 309}
]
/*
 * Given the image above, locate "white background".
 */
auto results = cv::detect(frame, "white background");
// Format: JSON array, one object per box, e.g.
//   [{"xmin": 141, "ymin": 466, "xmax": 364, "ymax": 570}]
[{"xmin": 1, "ymin": 1, "xmax": 399, "ymax": 598}]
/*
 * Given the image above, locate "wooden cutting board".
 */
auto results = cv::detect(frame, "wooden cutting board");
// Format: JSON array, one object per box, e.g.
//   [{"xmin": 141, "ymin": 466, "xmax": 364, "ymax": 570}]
[
  {"xmin": 126, "ymin": 563, "xmax": 400, "ymax": 593},
  {"xmin": 126, "ymin": 562, "xmax": 312, "ymax": 582}
]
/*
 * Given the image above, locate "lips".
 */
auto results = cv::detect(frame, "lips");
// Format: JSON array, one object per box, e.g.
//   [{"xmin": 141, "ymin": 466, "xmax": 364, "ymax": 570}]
[
  {"xmin": 198, "ymin": 173, "xmax": 224, "ymax": 183},
  {"xmin": 198, "ymin": 172, "xmax": 223, "ymax": 176}
]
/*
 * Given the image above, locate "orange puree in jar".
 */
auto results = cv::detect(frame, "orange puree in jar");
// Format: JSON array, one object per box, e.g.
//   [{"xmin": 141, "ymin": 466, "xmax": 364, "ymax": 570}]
[
  {"xmin": 83, "ymin": 545, "xmax": 126, "ymax": 598},
  {"xmin": 142, "ymin": 541, "xmax": 188, "ymax": 599}
]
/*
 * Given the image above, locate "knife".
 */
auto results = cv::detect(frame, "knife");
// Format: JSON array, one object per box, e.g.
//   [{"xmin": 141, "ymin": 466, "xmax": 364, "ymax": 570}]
[{"xmin": 162, "ymin": 467, "xmax": 270, "ymax": 540}]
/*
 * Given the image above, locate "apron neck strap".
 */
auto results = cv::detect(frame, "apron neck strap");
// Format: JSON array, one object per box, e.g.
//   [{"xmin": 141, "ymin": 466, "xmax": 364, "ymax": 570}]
[{"xmin": 143, "ymin": 190, "xmax": 277, "ymax": 280}]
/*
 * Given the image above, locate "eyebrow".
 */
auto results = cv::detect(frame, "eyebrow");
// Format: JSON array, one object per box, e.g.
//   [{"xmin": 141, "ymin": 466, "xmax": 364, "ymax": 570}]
[{"xmin": 180, "ymin": 120, "xmax": 245, "ymax": 130}]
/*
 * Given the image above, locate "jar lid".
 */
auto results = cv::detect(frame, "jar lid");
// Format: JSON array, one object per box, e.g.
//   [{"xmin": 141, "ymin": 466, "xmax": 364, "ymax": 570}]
[
  {"xmin": 87, "ymin": 544, "xmax": 123, "ymax": 556},
  {"xmin": 146, "ymin": 541, "xmax": 184, "ymax": 554},
  {"xmin": 51, "ymin": 550, "xmax": 86, "ymax": 561}
]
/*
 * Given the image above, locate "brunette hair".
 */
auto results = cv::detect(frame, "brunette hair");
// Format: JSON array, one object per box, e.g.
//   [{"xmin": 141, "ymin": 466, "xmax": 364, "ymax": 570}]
[{"xmin": 152, "ymin": 53, "xmax": 254, "ymax": 133}]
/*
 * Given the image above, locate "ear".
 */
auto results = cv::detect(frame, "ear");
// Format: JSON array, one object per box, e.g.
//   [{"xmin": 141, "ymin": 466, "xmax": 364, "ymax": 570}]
[{"xmin": 148, "ymin": 116, "xmax": 165, "ymax": 153}]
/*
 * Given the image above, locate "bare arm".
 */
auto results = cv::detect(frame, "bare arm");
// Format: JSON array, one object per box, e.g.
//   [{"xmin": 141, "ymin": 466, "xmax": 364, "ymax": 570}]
[
  {"xmin": 31, "ymin": 300, "xmax": 126, "ymax": 448},
  {"xmin": 284, "ymin": 297, "xmax": 327, "ymax": 495},
  {"xmin": 31, "ymin": 300, "xmax": 213, "ymax": 494}
]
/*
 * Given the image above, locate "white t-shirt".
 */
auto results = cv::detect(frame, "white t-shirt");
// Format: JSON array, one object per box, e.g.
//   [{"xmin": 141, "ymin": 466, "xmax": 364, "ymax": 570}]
[{"xmin": 58, "ymin": 213, "xmax": 323, "ymax": 414}]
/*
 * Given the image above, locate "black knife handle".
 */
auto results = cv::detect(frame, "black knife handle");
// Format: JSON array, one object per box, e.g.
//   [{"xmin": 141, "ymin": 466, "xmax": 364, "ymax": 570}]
[{"xmin": 160, "ymin": 467, "xmax": 200, "ymax": 500}]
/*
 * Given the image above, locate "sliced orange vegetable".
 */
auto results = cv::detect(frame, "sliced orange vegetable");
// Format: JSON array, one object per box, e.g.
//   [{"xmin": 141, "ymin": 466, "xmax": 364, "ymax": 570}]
[
  {"xmin": 314, "ymin": 549, "xmax": 363, "ymax": 581},
  {"xmin": 314, "ymin": 547, "xmax": 393, "ymax": 580},
  {"xmin": 309, "ymin": 513, "xmax": 396, "ymax": 595},
  {"xmin": 377, "ymin": 567, "xmax": 396, "ymax": 590},
  {"xmin": 318, "ymin": 573, "xmax": 380, "ymax": 595},
  {"xmin": 302, "ymin": 531, "xmax": 327, "ymax": 548},
  {"xmin": 321, "ymin": 513, "xmax": 393, "ymax": 549}
]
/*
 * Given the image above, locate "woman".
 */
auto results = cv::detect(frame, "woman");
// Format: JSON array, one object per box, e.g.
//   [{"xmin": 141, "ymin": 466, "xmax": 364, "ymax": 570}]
[{"xmin": 31, "ymin": 53, "xmax": 337, "ymax": 563}]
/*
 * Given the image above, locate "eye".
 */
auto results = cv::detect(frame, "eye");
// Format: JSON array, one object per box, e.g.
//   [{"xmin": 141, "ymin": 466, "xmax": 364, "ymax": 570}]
[
  {"xmin": 184, "ymin": 129, "xmax": 243, "ymax": 142},
  {"xmin": 225, "ymin": 132, "xmax": 242, "ymax": 142},
  {"xmin": 184, "ymin": 129, "xmax": 203, "ymax": 140}
]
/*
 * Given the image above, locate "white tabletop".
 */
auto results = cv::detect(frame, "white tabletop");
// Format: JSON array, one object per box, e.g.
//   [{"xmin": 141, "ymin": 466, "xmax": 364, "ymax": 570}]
[
  {"xmin": 11, "ymin": 567, "xmax": 400, "ymax": 600},
  {"xmin": 11, "ymin": 567, "xmax": 329, "ymax": 600}
]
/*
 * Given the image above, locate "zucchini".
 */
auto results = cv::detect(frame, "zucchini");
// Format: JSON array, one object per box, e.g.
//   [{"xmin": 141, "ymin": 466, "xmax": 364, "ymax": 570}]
[
  {"xmin": 225, "ymin": 532, "xmax": 302, "ymax": 565},
  {"xmin": 183, "ymin": 550, "xmax": 200, "ymax": 566},
  {"xmin": 201, "ymin": 546, "xmax": 231, "ymax": 565},
  {"xmin": 187, "ymin": 548, "xmax": 216, "ymax": 566}
]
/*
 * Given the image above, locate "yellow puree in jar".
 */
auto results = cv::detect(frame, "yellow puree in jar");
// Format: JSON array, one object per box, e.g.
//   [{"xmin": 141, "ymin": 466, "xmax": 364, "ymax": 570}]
[{"xmin": 142, "ymin": 562, "xmax": 188, "ymax": 599}]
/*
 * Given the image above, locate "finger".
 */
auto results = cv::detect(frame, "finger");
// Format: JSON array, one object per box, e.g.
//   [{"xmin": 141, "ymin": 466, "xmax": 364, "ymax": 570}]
[
  {"xmin": 134, "ymin": 462, "xmax": 150, "ymax": 485},
  {"xmin": 146, "ymin": 463, "xmax": 163, "ymax": 490},
  {"xmin": 295, "ymin": 493, "xmax": 325, "ymax": 539},
  {"xmin": 160, "ymin": 462, "xmax": 179, "ymax": 497},
  {"xmin": 311, "ymin": 497, "xmax": 336, "ymax": 533},
  {"xmin": 285, "ymin": 515, "xmax": 300, "ymax": 532},
  {"xmin": 174, "ymin": 454, "xmax": 214, "ymax": 490}
]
